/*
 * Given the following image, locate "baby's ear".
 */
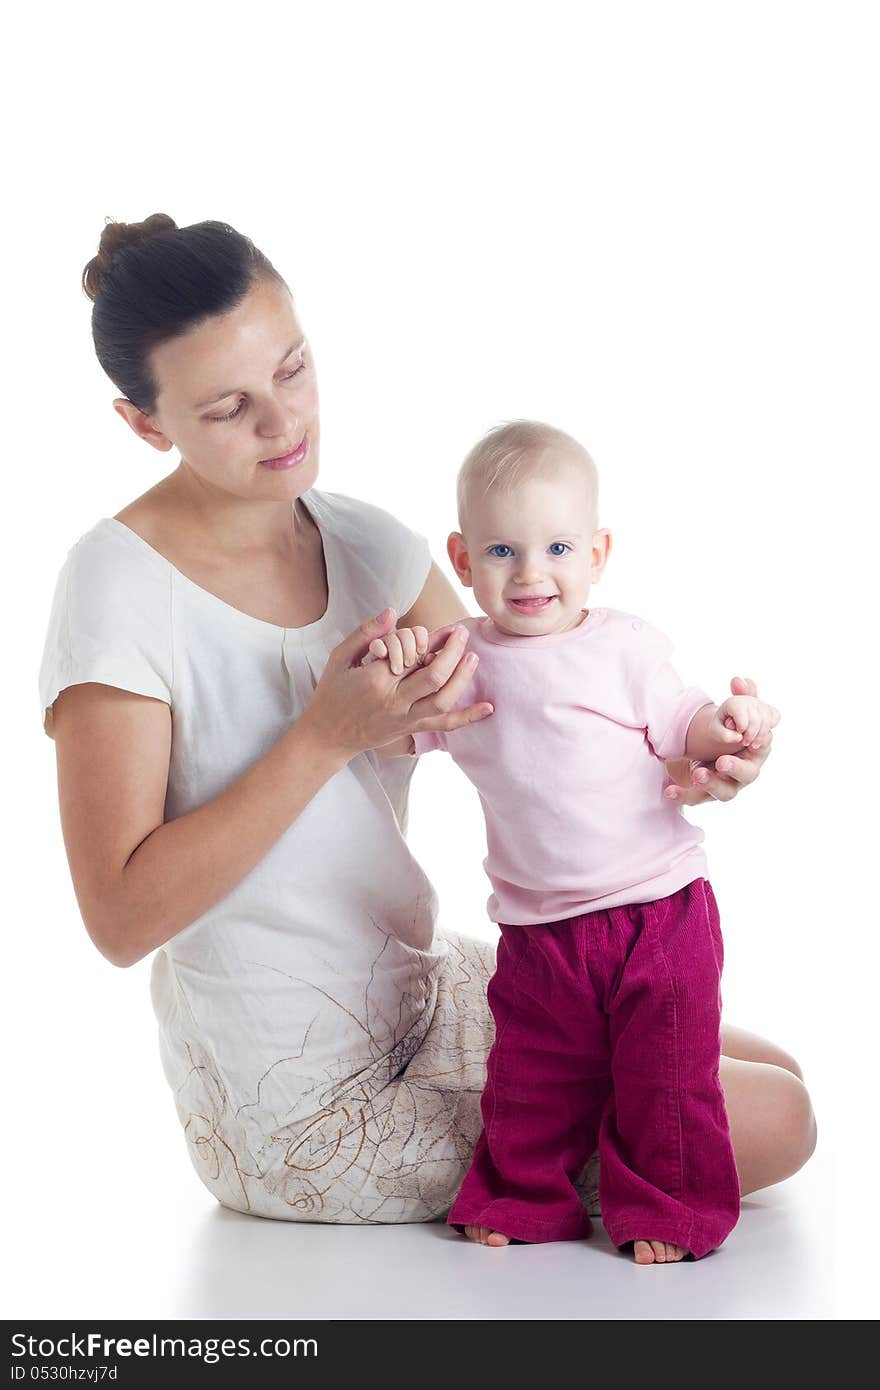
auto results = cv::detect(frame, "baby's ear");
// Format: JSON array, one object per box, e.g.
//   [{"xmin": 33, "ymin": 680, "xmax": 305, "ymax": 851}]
[
  {"xmin": 447, "ymin": 532, "xmax": 473, "ymax": 587},
  {"xmin": 591, "ymin": 528, "xmax": 613, "ymax": 582}
]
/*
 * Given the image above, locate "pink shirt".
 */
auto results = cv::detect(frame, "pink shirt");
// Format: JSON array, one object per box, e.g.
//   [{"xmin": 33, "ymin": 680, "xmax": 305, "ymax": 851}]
[{"xmin": 413, "ymin": 607, "xmax": 711, "ymax": 925}]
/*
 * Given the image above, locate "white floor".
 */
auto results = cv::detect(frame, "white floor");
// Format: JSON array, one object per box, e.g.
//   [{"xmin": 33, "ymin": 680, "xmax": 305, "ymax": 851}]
[{"xmin": 8, "ymin": 1141, "xmax": 838, "ymax": 1321}]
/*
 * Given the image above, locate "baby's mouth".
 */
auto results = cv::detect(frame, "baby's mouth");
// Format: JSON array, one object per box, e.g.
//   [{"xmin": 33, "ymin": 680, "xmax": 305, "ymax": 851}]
[{"xmin": 507, "ymin": 595, "xmax": 558, "ymax": 613}]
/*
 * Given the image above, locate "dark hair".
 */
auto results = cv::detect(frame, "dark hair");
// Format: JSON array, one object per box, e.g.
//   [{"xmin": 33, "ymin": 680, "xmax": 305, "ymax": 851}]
[{"xmin": 82, "ymin": 214, "xmax": 287, "ymax": 415}]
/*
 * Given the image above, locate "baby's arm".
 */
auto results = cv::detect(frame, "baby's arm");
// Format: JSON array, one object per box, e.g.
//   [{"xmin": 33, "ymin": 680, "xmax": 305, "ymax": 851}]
[{"xmin": 685, "ymin": 695, "xmax": 780, "ymax": 761}]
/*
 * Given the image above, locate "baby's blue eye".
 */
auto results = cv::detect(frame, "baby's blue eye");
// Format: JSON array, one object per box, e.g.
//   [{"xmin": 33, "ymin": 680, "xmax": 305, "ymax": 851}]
[
  {"xmin": 488, "ymin": 545, "xmax": 513, "ymax": 558},
  {"xmin": 548, "ymin": 543, "xmax": 570, "ymax": 556}
]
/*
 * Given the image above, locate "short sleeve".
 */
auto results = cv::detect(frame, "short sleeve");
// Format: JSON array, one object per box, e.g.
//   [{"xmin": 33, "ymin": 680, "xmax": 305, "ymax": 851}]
[
  {"xmin": 634, "ymin": 620, "xmax": 713, "ymax": 761},
  {"xmin": 38, "ymin": 527, "xmax": 173, "ymax": 739},
  {"xmin": 310, "ymin": 491, "xmax": 432, "ymax": 622}
]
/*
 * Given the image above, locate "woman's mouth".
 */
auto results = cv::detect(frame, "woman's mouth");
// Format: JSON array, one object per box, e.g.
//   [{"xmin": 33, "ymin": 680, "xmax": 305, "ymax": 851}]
[
  {"xmin": 258, "ymin": 434, "xmax": 309, "ymax": 470},
  {"xmin": 507, "ymin": 595, "xmax": 558, "ymax": 613}
]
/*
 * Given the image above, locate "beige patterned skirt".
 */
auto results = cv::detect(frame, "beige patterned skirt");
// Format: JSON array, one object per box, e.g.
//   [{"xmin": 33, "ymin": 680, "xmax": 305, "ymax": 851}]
[{"xmin": 172, "ymin": 931, "xmax": 600, "ymax": 1223}]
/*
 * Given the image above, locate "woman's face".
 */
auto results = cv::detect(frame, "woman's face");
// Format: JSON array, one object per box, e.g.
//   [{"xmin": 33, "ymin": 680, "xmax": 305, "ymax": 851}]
[{"xmin": 120, "ymin": 276, "xmax": 321, "ymax": 502}]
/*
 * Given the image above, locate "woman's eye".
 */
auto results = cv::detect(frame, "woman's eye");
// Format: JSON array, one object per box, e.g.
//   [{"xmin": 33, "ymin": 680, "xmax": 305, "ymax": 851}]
[
  {"xmin": 211, "ymin": 400, "xmax": 245, "ymax": 422},
  {"xmin": 548, "ymin": 543, "xmax": 570, "ymax": 556},
  {"xmin": 208, "ymin": 360, "xmax": 307, "ymax": 423},
  {"xmin": 488, "ymin": 545, "xmax": 513, "ymax": 558}
]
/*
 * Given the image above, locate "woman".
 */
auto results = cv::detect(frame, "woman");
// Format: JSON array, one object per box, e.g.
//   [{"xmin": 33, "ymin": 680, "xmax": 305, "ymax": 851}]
[{"xmin": 39, "ymin": 214, "xmax": 816, "ymax": 1226}]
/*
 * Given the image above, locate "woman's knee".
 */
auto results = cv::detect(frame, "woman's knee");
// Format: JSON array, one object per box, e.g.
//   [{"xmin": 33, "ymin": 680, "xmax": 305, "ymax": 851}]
[
  {"xmin": 772, "ymin": 1067, "xmax": 818, "ymax": 1175},
  {"xmin": 723, "ymin": 1057, "xmax": 818, "ymax": 1194}
]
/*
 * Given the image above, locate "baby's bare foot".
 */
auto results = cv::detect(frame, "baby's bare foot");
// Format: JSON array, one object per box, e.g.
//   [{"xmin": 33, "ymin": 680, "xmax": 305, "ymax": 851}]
[
  {"xmin": 463, "ymin": 1224, "xmax": 511, "ymax": 1247},
  {"xmin": 633, "ymin": 1239, "xmax": 688, "ymax": 1264}
]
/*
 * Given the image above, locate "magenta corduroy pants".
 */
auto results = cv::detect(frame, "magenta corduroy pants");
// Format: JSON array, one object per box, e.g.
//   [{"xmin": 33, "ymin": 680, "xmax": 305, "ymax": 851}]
[{"xmin": 448, "ymin": 878, "xmax": 740, "ymax": 1259}]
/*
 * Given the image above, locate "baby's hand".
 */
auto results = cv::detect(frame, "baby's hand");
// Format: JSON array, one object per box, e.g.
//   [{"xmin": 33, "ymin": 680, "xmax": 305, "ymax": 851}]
[
  {"xmin": 715, "ymin": 694, "xmax": 781, "ymax": 751},
  {"xmin": 362, "ymin": 625, "xmax": 430, "ymax": 675}
]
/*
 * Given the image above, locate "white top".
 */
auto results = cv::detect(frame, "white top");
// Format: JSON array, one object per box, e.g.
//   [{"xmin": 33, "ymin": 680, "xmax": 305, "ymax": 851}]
[{"xmin": 38, "ymin": 489, "xmax": 444, "ymax": 1168}]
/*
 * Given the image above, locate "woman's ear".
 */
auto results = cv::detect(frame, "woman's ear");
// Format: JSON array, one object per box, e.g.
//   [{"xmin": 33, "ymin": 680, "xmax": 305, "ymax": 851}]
[
  {"xmin": 112, "ymin": 398, "xmax": 174, "ymax": 453},
  {"xmin": 447, "ymin": 531, "xmax": 474, "ymax": 587},
  {"xmin": 591, "ymin": 528, "xmax": 612, "ymax": 583}
]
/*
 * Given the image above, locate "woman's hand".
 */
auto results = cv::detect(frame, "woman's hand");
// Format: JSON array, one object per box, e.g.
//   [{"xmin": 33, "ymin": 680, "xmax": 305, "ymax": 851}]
[
  {"xmin": 664, "ymin": 677, "xmax": 774, "ymax": 805},
  {"xmin": 299, "ymin": 608, "xmax": 494, "ymax": 762}
]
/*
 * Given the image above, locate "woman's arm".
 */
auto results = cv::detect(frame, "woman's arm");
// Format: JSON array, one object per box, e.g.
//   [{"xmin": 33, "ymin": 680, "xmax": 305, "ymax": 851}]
[
  {"xmin": 53, "ymin": 683, "xmax": 348, "ymax": 970},
  {"xmin": 52, "ymin": 609, "xmax": 489, "ymax": 969}
]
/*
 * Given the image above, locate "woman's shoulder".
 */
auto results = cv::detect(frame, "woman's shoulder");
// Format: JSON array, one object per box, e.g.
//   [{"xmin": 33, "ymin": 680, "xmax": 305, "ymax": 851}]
[
  {"xmin": 308, "ymin": 487, "xmax": 432, "ymax": 622},
  {"xmin": 55, "ymin": 516, "xmax": 172, "ymax": 611},
  {"xmin": 40, "ymin": 517, "xmax": 174, "ymax": 736},
  {"xmin": 307, "ymin": 487, "xmax": 425, "ymax": 550},
  {"xmin": 46, "ymin": 514, "xmax": 172, "ymax": 628}
]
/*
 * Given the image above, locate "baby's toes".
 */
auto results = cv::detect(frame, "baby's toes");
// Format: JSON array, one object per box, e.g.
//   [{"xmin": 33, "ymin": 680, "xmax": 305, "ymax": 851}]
[
  {"xmin": 463, "ymin": 1224, "xmax": 487, "ymax": 1244},
  {"xmin": 463, "ymin": 1224, "xmax": 510, "ymax": 1246}
]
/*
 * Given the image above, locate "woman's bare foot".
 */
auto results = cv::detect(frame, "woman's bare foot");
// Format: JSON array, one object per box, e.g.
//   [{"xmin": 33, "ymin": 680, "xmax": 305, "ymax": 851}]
[
  {"xmin": 633, "ymin": 1239, "xmax": 688, "ymax": 1264},
  {"xmin": 463, "ymin": 1225, "xmax": 511, "ymax": 1246}
]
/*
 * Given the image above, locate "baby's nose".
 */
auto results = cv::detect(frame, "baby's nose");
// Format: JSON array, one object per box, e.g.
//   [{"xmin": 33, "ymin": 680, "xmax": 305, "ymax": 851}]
[{"xmin": 514, "ymin": 558, "xmax": 544, "ymax": 583}]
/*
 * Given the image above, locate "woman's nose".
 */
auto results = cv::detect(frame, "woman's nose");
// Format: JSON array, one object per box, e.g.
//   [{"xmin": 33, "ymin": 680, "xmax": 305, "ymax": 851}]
[{"xmin": 256, "ymin": 398, "xmax": 298, "ymax": 439}]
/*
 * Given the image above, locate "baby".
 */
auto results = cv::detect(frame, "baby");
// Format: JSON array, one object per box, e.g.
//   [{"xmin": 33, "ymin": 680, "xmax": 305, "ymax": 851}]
[{"xmin": 373, "ymin": 420, "xmax": 779, "ymax": 1263}]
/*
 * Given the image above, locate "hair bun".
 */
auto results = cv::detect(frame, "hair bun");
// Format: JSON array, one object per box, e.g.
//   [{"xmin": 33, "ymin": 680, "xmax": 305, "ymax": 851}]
[{"xmin": 82, "ymin": 213, "xmax": 178, "ymax": 301}]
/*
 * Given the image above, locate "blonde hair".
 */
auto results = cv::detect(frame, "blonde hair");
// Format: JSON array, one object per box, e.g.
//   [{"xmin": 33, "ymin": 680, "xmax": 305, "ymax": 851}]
[{"xmin": 456, "ymin": 420, "xmax": 598, "ymax": 533}]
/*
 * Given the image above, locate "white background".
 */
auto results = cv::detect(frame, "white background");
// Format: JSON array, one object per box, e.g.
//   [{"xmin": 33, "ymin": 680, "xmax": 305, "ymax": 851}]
[{"xmin": 2, "ymin": 0, "xmax": 876, "ymax": 1320}]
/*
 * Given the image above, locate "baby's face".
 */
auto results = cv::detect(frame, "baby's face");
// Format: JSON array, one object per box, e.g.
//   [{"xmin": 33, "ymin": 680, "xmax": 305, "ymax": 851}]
[{"xmin": 453, "ymin": 457, "xmax": 610, "ymax": 637}]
